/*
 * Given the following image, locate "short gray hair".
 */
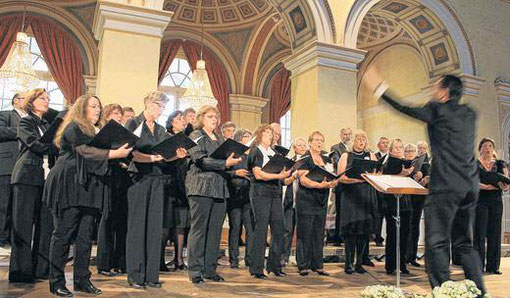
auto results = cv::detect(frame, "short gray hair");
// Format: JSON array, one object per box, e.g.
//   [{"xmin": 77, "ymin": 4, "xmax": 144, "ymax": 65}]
[{"xmin": 143, "ymin": 91, "xmax": 169, "ymax": 107}]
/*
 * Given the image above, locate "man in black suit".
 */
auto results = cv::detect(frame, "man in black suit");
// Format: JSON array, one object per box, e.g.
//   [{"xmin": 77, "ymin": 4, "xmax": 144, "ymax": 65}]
[
  {"xmin": 0, "ymin": 93, "xmax": 26, "ymax": 246},
  {"xmin": 367, "ymin": 70, "xmax": 486, "ymax": 294},
  {"xmin": 329, "ymin": 128, "xmax": 351, "ymax": 246}
]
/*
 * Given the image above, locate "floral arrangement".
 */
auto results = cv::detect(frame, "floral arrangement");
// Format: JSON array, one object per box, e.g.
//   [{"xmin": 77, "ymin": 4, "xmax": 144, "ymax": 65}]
[{"xmin": 361, "ymin": 280, "xmax": 490, "ymax": 298}]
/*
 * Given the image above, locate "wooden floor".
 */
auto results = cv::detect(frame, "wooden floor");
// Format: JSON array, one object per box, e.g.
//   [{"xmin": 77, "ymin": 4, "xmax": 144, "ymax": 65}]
[{"xmin": 1, "ymin": 247, "xmax": 510, "ymax": 297}]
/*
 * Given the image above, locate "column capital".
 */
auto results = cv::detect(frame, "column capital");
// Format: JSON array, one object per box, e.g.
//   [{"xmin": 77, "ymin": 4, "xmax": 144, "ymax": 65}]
[
  {"xmin": 495, "ymin": 77, "xmax": 510, "ymax": 102},
  {"xmin": 83, "ymin": 75, "xmax": 97, "ymax": 95},
  {"xmin": 93, "ymin": 0, "xmax": 173, "ymax": 41},
  {"xmin": 283, "ymin": 42, "xmax": 366, "ymax": 77},
  {"xmin": 229, "ymin": 94, "xmax": 268, "ymax": 113},
  {"xmin": 460, "ymin": 74, "xmax": 487, "ymax": 97}
]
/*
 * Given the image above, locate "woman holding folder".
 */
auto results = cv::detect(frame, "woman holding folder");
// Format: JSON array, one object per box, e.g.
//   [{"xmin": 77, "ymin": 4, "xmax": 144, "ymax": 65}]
[
  {"xmin": 185, "ymin": 105, "xmax": 242, "ymax": 284},
  {"xmin": 124, "ymin": 92, "xmax": 186, "ymax": 289},
  {"xmin": 96, "ymin": 104, "xmax": 130, "ymax": 276},
  {"xmin": 474, "ymin": 138, "xmax": 509, "ymax": 274},
  {"xmin": 247, "ymin": 124, "xmax": 292, "ymax": 279},
  {"xmin": 160, "ymin": 110, "xmax": 190, "ymax": 272},
  {"xmin": 295, "ymin": 131, "xmax": 337, "ymax": 276},
  {"xmin": 381, "ymin": 139, "xmax": 414, "ymax": 275},
  {"xmin": 43, "ymin": 95, "xmax": 132, "ymax": 296},
  {"xmin": 9, "ymin": 88, "xmax": 56, "ymax": 283},
  {"xmin": 337, "ymin": 130, "xmax": 378, "ymax": 274}
]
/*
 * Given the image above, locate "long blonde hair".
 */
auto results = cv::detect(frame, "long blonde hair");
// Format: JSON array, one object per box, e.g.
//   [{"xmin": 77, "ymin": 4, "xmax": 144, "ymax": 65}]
[{"xmin": 54, "ymin": 94, "xmax": 103, "ymax": 148}]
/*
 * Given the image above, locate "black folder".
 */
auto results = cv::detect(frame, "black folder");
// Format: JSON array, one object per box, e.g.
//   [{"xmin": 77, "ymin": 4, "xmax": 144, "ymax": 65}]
[
  {"xmin": 261, "ymin": 154, "xmax": 295, "ymax": 174},
  {"xmin": 479, "ymin": 169, "xmax": 510, "ymax": 187},
  {"xmin": 383, "ymin": 155, "xmax": 426, "ymax": 175},
  {"xmin": 306, "ymin": 166, "xmax": 351, "ymax": 182},
  {"xmin": 210, "ymin": 138, "xmax": 249, "ymax": 160},
  {"xmin": 274, "ymin": 145, "xmax": 290, "ymax": 156},
  {"xmin": 346, "ymin": 159, "xmax": 379, "ymax": 179},
  {"xmin": 151, "ymin": 132, "xmax": 198, "ymax": 159},
  {"xmin": 89, "ymin": 120, "xmax": 140, "ymax": 149},
  {"xmin": 40, "ymin": 117, "xmax": 63, "ymax": 144},
  {"xmin": 410, "ymin": 154, "xmax": 427, "ymax": 176}
]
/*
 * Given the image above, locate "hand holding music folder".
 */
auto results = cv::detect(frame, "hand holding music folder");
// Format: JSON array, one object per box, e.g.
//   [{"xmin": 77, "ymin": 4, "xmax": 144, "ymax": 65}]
[
  {"xmin": 346, "ymin": 158, "xmax": 379, "ymax": 179},
  {"xmin": 479, "ymin": 169, "xmax": 510, "ymax": 188},
  {"xmin": 305, "ymin": 166, "xmax": 352, "ymax": 182},
  {"xmin": 89, "ymin": 119, "xmax": 140, "ymax": 149},
  {"xmin": 40, "ymin": 117, "xmax": 63, "ymax": 144},
  {"xmin": 262, "ymin": 154, "xmax": 295, "ymax": 174},
  {"xmin": 210, "ymin": 138, "xmax": 249, "ymax": 160},
  {"xmin": 150, "ymin": 132, "xmax": 198, "ymax": 159}
]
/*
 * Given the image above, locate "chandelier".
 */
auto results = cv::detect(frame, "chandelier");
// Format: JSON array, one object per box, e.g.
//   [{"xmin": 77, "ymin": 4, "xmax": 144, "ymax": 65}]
[
  {"xmin": 180, "ymin": 3, "xmax": 217, "ymax": 111},
  {"xmin": 0, "ymin": 8, "xmax": 39, "ymax": 93}
]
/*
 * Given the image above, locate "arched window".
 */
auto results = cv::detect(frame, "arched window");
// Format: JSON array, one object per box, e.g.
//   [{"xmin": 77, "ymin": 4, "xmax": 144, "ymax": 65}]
[
  {"xmin": 157, "ymin": 56, "xmax": 193, "ymax": 126},
  {"xmin": 0, "ymin": 36, "xmax": 65, "ymax": 111},
  {"xmin": 280, "ymin": 110, "xmax": 292, "ymax": 148}
]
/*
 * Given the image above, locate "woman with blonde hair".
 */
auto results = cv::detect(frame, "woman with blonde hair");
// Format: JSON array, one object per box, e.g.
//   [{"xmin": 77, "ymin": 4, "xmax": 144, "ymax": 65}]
[
  {"xmin": 337, "ymin": 130, "xmax": 378, "ymax": 274},
  {"xmin": 9, "ymin": 88, "xmax": 56, "ymax": 283},
  {"xmin": 185, "ymin": 105, "xmax": 242, "ymax": 284},
  {"xmin": 43, "ymin": 95, "xmax": 132, "ymax": 296},
  {"xmin": 248, "ymin": 124, "xmax": 292, "ymax": 279}
]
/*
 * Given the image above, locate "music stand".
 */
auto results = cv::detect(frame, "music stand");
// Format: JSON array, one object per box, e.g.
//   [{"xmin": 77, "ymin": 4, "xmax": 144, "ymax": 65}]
[{"xmin": 362, "ymin": 174, "xmax": 428, "ymax": 288}]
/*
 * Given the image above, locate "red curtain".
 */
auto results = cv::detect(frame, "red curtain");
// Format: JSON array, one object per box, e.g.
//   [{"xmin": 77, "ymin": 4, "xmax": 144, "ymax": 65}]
[
  {"xmin": 158, "ymin": 39, "xmax": 182, "ymax": 84},
  {"xmin": 269, "ymin": 68, "xmax": 292, "ymax": 123},
  {"xmin": 29, "ymin": 16, "xmax": 84, "ymax": 103},
  {"xmin": 0, "ymin": 16, "xmax": 24, "ymax": 67},
  {"xmin": 182, "ymin": 40, "xmax": 230, "ymax": 124}
]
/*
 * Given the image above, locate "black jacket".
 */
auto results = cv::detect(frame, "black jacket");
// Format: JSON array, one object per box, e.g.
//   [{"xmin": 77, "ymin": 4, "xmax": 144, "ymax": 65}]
[
  {"xmin": 0, "ymin": 109, "xmax": 22, "ymax": 176},
  {"xmin": 381, "ymin": 91, "xmax": 478, "ymax": 194},
  {"xmin": 11, "ymin": 113, "xmax": 56, "ymax": 186}
]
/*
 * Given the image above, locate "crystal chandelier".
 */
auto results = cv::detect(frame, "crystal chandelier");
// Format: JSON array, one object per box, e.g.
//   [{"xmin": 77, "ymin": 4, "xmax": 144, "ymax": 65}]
[
  {"xmin": 180, "ymin": 3, "xmax": 217, "ymax": 111},
  {"xmin": 0, "ymin": 8, "xmax": 39, "ymax": 93}
]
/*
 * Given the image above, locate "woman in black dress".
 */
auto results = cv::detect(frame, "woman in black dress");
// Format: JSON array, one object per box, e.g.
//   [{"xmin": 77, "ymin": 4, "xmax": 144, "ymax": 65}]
[
  {"xmin": 44, "ymin": 95, "xmax": 132, "ymax": 296},
  {"xmin": 186, "ymin": 105, "xmax": 242, "ymax": 284},
  {"xmin": 9, "ymin": 88, "xmax": 56, "ymax": 283},
  {"xmin": 338, "ymin": 130, "xmax": 378, "ymax": 274},
  {"xmin": 124, "ymin": 92, "xmax": 187, "ymax": 289},
  {"xmin": 96, "ymin": 104, "xmax": 130, "ymax": 276},
  {"xmin": 474, "ymin": 138, "xmax": 509, "ymax": 274},
  {"xmin": 247, "ymin": 124, "xmax": 292, "ymax": 279},
  {"xmin": 226, "ymin": 129, "xmax": 253, "ymax": 268},
  {"xmin": 295, "ymin": 131, "xmax": 337, "ymax": 276},
  {"xmin": 382, "ymin": 139, "xmax": 415, "ymax": 275},
  {"xmin": 160, "ymin": 110, "xmax": 190, "ymax": 272}
]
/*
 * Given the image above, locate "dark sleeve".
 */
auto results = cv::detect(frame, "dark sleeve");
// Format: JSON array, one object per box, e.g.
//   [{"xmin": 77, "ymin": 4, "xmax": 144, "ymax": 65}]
[
  {"xmin": 496, "ymin": 160, "xmax": 508, "ymax": 174},
  {"xmin": 247, "ymin": 148, "xmax": 263, "ymax": 171},
  {"xmin": 381, "ymin": 91, "xmax": 434, "ymax": 124},
  {"xmin": 0, "ymin": 112, "xmax": 18, "ymax": 142},
  {"xmin": 188, "ymin": 131, "xmax": 226, "ymax": 171},
  {"xmin": 124, "ymin": 119, "xmax": 138, "ymax": 132},
  {"xmin": 17, "ymin": 118, "xmax": 51, "ymax": 154}
]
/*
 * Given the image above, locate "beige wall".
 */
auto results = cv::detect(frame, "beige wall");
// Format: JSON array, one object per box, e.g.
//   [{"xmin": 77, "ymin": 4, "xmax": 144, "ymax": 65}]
[{"xmin": 358, "ymin": 45, "xmax": 429, "ymax": 149}]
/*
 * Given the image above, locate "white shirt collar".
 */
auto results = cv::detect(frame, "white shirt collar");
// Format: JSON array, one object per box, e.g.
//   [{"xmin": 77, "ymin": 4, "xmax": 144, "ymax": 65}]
[{"xmin": 258, "ymin": 144, "xmax": 276, "ymax": 167}]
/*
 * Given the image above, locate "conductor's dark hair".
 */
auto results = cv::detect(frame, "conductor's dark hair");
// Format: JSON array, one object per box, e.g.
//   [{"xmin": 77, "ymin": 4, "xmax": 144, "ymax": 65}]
[{"xmin": 439, "ymin": 75, "xmax": 463, "ymax": 103}]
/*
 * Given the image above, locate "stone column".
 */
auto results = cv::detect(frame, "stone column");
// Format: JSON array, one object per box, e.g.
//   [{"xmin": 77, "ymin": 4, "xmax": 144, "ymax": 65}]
[{"xmin": 229, "ymin": 94, "xmax": 268, "ymax": 132}]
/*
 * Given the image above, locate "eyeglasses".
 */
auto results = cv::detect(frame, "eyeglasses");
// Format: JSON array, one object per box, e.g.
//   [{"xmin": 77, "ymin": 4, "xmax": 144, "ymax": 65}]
[{"xmin": 152, "ymin": 101, "xmax": 164, "ymax": 108}]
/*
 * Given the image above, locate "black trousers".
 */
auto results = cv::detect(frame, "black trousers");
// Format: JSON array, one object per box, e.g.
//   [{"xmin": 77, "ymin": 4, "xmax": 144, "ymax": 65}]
[
  {"xmin": 227, "ymin": 200, "xmax": 253, "ymax": 266},
  {"xmin": 9, "ymin": 184, "xmax": 53, "ymax": 281},
  {"xmin": 344, "ymin": 234, "xmax": 368, "ymax": 270},
  {"xmin": 473, "ymin": 197, "xmax": 503, "ymax": 272},
  {"xmin": 187, "ymin": 196, "xmax": 226, "ymax": 279},
  {"xmin": 385, "ymin": 208, "xmax": 411, "ymax": 272},
  {"xmin": 424, "ymin": 190, "xmax": 485, "ymax": 293},
  {"xmin": 334, "ymin": 184, "xmax": 342, "ymax": 240},
  {"xmin": 408, "ymin": 196, "xmax": 425, "ymax": 262},
  {"xmin": 0, "ymin": 175, "xmax": 12, "ymax": 243},
  {"xmin": 49, "ymin": 207, "xmax": 98, "ymax": 287},
  {"xmin": 296, "ymin": 211, "xmax": 326, "ymax": 271},
  {"xmin": 282, "ymin": 207, "xmax": 296, "ymax": 263},
  {"xmin": 126, "ymin": 175, "xmax": 164, "ymax": 284},
  {"xmin": 250, "ymin": 194, "xmax": 284, "ymax": 275}
]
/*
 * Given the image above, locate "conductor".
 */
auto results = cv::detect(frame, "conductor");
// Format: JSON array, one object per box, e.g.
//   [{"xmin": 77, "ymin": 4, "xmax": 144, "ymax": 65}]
[{"xmin": 364, "ymin": 69, "xmax": 486, "ymax": 295}]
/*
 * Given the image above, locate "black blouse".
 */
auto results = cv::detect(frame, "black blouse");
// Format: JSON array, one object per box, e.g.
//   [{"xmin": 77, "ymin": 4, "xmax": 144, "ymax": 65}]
[
  {"xmin": 185, "ymin": 129, "xmax": 229, "ymax": 199},
  {"xmin": 247, "ymin": 147, "xmax": 281, "ymax": 197},
  {"xmin": 478, "ymin": 159, "xmax": 507, "ymax": 199},
  {"xmin": 296, "ymin": 154, "xmax": 331, "ymax": 215}
]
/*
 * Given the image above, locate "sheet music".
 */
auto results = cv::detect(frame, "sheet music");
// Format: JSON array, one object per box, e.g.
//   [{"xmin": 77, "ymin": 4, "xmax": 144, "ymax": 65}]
[{"xmin": 364, "ymin": 174, "xmax": 425, "ymax": 192}]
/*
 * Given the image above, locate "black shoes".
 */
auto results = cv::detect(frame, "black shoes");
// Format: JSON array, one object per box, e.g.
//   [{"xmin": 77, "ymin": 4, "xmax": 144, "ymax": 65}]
[
  {"xmin": 345, "ymin": 268, "xmax": 355, "ymax": 275},
  {"xmin": 128, "ymin": 277, "xmax": 147, "ymax": 290},
  {"xmin": 191, "ymin": 276, "xmax": 205, "ymax": 284},
  {"xmin": 268, "ymin": 270, "xmax": 287, "ymax": 277},
  {"xmin": 355, "ymin": 265, "xmax": 367, "ymax": 274},
  {"xmin": 74, "ymin": 281, "xmax": 102, "ymax": 295},
  {"xmin": 313, "ymin": 270, "xmax": 330, "ymax": 276},
  {"xmin": 487, "ymin": 270, "xmax": 502, "ymax": 275},
  {"xmin": 400, "ymin": 266, "xmax": 410, "ymax": 274},
  {"xmin": 146, "ymin": 282, "xmax": 163, "ymax": 288},
  {"xmin": 362, "ymin": 260, "xmax": 376, "ymax": 267},
  {"xmin": 409, "ymin": 260, "xmax": 421, "ymax": 268},
  {"xmin": 299, "ymin": 270, "xmax": 309, "ymax": 276},
  {"xmin": 50, "ymin": 284, "xmax": 74, "ymax": 297},
  {"xmin": 251, "ymin": 273, "xmax": 268, "ymax": 279},
  {"xmin": 98, "ymin": 270, "xmax": 118, "ymax": 276},
  {"xmin": 205, "ymin": 275, "xmax": 225, "ymax": 282}
]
